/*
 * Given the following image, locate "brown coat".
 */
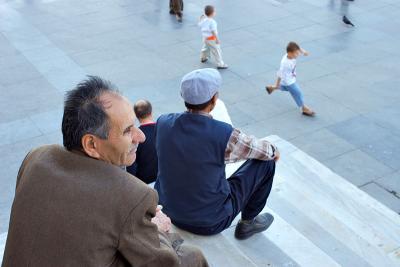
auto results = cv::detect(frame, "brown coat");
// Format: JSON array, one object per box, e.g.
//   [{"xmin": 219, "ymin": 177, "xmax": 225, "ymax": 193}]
[{"xmin": 2, "ymin": 145, "xmax": 207, "ymax": 267}]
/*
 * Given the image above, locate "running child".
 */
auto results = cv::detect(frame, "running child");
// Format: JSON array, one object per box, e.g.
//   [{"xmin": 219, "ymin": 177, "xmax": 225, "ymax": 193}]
[{"xmin": 266, "ymin": 42, "xmax": 315, "ymax": 116}]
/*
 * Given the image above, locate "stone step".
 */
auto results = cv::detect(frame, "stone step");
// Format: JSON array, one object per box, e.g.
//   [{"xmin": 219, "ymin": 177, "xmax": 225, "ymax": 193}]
[{"xmin": 170, "ymin": 135, "xmax": 400, "ymax": 267}]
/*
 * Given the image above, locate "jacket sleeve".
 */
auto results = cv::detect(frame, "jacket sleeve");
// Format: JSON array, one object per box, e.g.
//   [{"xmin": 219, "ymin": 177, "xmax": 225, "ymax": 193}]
[{"xmin": 117, "ymin": 189, "xmax": 180, "ymax": 267}]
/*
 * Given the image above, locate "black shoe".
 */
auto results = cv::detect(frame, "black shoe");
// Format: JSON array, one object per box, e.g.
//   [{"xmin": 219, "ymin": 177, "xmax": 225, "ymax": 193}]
[
  {"xmin": 217, "ymin": 64, "xmax": 229, "ymax": 69},
  {"xmin": 201, "ymin": 58, "xmax": 208, "ymax": 63},
  {"xmin": 176, "ymin": 12, "xmax": 182, "ymax": 22},
  {"xmin": 234, "ymin": 213, "xmax": 274, "ymax": 240}
]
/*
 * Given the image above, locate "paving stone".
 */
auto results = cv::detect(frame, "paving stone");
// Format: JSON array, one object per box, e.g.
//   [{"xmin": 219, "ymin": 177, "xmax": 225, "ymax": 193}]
[
  {"xmin": 360, "ymin": 134, "xmax": 400, "ymax": 170},
  {"xmin": 303, "ymin": 92, "xmax": 358, "ymax": 125},
  {"xmin": 291, "ymin": 128, "xmax": 356, "ymax": 161},
  {"xmin": 29, "ymin": 109, "xmax": 63, "ymax": 135},
  {"xmin": 226, "ymin": 105, "xmax": 258, "ymax": 128},
  {"xmin": 245, "ymin": 16, "xmax": 315, "ymax": 36},
  {"xmin": 323, "ymin": 150, "xmax": 394, "ymax": 187},
  {"xmin": 327, "ymin": 116, "xmax": 393, "ymax": 147},
  {"xmin": 0, "ymin": 77, "xmax": 63, "ymax": 123},
  {"xmin": 376, "ymin": 171, "xmax": 400, "ymax": 199},
  {"xmin": 0, "ymin": 61, "xmax": 42, "ymax": 86},
  {"xmin": 307, "ymin": 51, "xmax": 357, "ymax": 73},
  {"xmin": 363, "ymin": 103, "xmax": 400, "ymax": 136},
  {"xmin": 242, "ymin": 109, "xmax": 329, "ymax": 140},
  {"xmin": 361, "ymin": 182, "xmax": 400, "ymax": 214},
  {"xmin": 0, "ymin": 118, "xmax": 43, "ymax": 147},
  {"xmin": 233, "ymin": 92, "xmax": 294, "ymax": 122}
]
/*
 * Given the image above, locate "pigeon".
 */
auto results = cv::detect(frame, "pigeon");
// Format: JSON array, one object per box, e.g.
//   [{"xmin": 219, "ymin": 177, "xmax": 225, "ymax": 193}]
[{"xmin": 343, "ymin": 15, "xmax": 355, "ymax": 26}]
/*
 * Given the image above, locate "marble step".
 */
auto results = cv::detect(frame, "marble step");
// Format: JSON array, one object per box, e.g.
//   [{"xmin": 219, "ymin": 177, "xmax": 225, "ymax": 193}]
[
  {"xmin": 171, "ymin": 135, "xmax": 400, "ymax": 267},
  {"xmin": 172, "ymin": 226, "xmax": 258, "ymax": 267}
]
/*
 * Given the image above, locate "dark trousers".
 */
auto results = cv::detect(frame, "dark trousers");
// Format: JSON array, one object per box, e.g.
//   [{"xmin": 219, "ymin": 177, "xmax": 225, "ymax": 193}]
[
  {"xmin": 176, "ymin": 159, "xmax": 275, "ymax": 235},
  {"xmin": 169, "ymin": 0, "xmax": 183, "ymax": 14}
]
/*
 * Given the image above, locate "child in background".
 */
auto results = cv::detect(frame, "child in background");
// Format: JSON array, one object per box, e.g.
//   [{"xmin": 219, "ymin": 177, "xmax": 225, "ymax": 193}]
[
  {"xmin": 198, "ymin": 5, "xmax": 228, "ymax": 69},
  {"xmin": 266, "ymin": 42, "xmax": 315, "ymax": 116}
]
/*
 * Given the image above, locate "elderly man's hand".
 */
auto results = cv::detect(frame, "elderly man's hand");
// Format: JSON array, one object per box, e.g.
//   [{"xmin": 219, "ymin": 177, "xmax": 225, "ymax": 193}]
[{"xmin": 151, "ymin": 206, "xmax": 172, "ymax": 232}]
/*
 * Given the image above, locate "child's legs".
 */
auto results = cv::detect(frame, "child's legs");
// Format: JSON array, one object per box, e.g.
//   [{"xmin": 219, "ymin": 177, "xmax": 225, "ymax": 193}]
[
  {"xmin": 208, "ymin": 40, "xmax": 225, "ymax": 66},
  {"xmin": 281, "ymin": 83, "xmax": 304, "ymax": 108},
  {"xmin": 200, "ymin": 41, "xmax": 210, "ymax": 60}
]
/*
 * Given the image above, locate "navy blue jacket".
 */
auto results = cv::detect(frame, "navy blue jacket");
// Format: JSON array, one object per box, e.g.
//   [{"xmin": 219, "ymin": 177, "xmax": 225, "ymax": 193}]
[
  {"xmin": 155, "ymin": 112, "xmax": 233, "ymax": 227},
  {"xmin": 127, "ymin": 123, "xmax": 158, "ymax": 184}
]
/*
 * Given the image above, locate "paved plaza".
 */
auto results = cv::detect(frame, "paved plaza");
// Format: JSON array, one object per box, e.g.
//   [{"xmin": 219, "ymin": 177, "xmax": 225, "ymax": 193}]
[{"xmin": 0, "ymin": 0, "xmax": 399, "ymax": 241}]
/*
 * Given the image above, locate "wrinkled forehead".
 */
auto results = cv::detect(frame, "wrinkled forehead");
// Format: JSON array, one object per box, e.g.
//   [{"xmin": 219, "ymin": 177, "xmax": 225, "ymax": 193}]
[{"xmin": 100, "ymin": 93, "xmax": 135, "ymax": 130}]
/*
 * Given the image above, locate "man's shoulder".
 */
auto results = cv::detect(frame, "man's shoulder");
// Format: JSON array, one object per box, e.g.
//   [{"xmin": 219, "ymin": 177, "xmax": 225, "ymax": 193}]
[
  {"xmin": 157, "ymin": 113, "xmax": 182, "ymax": 123},
  {"xmin": 211, "ymin": 118, "xmax": 233, "ymax": 131},
  {"xmin": 280, "ymin": 54, "xmax": 288, "ymax": 63},
  {"xmin": 119, "ymin": 173, "xmax": 155, "ymax": 200},
  {"xmin": 29, "ymin": 144, "xmax": 63, "ymax": 155},
  {"xmin": 118, "ymin": 175, "xmax": 158, "ymax": 217},
  {"xmin": 139, "ymin": 122, "xmax": 157, "ymax": 132},
  {"xmin": 21, "ymin": 144, "xmax": 64, "ymax": 166}
]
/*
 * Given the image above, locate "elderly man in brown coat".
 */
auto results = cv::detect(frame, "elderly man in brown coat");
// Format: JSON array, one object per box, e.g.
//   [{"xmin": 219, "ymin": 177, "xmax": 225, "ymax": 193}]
[{"xmin": 1, "ymin": 76, "xmax": 208, "ymax": 267}]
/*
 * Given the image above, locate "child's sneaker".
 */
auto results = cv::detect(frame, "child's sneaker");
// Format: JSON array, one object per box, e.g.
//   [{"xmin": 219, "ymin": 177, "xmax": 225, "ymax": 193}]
[
  {"xmin": 266, "ymin": 86, "xmax": 275, "ymax": 94},
  {"xmin": 302, "ymin": 106, "xmax": 316, "ymax": 117},
  {"xmin": 217, "ymin": 64, "xmax": 228, "ymax": 69},
  {"xmin": 201, "ymin": 58, "xmax": 208, "ymax": 63}
]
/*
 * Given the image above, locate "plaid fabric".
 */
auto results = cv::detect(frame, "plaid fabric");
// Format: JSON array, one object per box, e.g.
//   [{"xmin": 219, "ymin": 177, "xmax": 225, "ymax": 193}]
[
  {"xmin": 184, "ymin": 110, "xmax": 277, "ymax": 163},
  {"xmin": 225, "ymin": 128, "xmax": 277, "ymax": 163}
]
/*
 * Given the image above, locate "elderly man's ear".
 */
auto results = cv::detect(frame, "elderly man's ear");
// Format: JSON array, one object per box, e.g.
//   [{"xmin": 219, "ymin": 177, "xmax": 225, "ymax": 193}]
[
  {"xmin": 81, "ymin": 134, "xmax": 101, "ymax": 159},
  {"xmin": 210, "ymin": 93, "xmax": 219, "ymax": 111}
]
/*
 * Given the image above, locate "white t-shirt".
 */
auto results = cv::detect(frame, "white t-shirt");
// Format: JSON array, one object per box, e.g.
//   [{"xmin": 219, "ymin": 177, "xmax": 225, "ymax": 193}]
[
  {"xmin": 278, "ymin": 54, "xmax": 297, "ymax": 86},
  {"xmin": 198, "ymin": 17, "xmax": 218, "ymax": 38}
]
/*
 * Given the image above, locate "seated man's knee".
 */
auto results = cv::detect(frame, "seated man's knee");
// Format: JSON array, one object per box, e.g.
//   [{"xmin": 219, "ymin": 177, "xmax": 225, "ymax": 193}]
[{"xmin": 257, "ymin": 159, "xmax": 276, "ymax": 177}]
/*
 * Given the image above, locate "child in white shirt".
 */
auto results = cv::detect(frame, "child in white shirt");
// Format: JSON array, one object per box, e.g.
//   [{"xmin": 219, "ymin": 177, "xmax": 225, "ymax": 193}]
[
  {"xmin": 198, "ymin": 5, "xmax": 228, "ymax": 69},
  {"xmin": 266, "ymin": 42, "xmax": 315, "ymax": 116}
]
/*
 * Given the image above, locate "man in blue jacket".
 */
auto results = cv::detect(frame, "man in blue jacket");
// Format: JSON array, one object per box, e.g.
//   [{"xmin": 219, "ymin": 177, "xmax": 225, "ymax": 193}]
[{"xmin": 155, "ymin": 68, "xmax": 279, "ymax": 240}]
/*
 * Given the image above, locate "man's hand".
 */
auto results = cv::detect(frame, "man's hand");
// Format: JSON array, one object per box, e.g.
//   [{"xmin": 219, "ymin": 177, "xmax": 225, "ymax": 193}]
[
  {"xmin": 273, "ymin": 150, "xmax": 280, "ymax": 162},
  {"xmin": 151, "ymin": 206, "xmax": 172, "ymax": 232}
]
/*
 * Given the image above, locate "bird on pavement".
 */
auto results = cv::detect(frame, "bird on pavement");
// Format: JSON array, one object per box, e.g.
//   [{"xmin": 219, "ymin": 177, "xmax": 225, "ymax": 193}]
[{"xmin": 343, "ymin": 15, "xmax": 355, "ymax": 26}]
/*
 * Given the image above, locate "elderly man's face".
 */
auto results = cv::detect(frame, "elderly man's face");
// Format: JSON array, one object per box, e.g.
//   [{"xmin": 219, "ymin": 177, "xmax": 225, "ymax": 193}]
[{"xmin": 95, "ymin": 93, "xmax": 145, "ymax": 166}]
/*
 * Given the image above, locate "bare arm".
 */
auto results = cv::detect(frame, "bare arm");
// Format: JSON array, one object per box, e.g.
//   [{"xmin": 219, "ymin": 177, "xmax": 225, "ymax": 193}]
[
  {"xmin": 300, "ymin": 47, "xmax": 309, "ymax": 56},
  {"xmin": 199, "ymin": 14, "xmax": 205, "ymax": 22}
]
